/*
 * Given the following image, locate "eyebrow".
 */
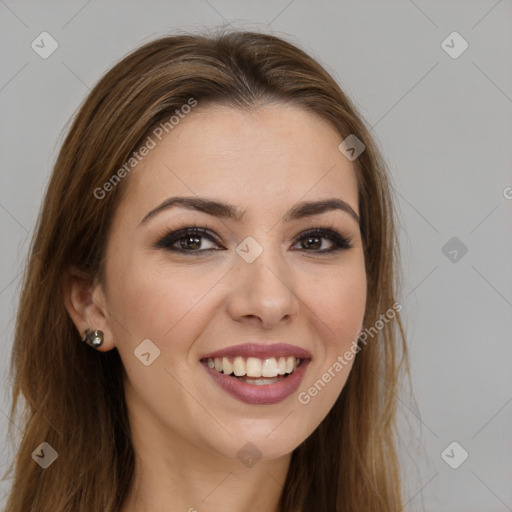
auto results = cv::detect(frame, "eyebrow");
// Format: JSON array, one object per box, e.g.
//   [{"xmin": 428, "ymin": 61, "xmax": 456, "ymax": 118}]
[{"xmin": 139, "ymin": 196, "xmax": 360, "ymax": 226}]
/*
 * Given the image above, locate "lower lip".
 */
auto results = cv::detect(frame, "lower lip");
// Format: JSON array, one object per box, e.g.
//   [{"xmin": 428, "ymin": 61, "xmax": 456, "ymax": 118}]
[{"xmin": 202, "ymin": 359, "xmax": 311, "ymax": 405}]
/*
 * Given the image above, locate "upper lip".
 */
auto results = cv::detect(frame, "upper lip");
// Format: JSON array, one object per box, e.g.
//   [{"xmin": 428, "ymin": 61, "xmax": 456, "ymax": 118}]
[{"xmin": 200, "ymin": 343, "xmax": 312, "ymax": 360}]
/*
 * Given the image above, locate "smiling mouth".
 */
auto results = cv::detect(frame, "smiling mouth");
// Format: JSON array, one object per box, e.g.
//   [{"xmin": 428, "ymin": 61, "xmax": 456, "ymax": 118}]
[{"xmin": 201, "ymin": 356, "xmax": 303, "ymax": 385}]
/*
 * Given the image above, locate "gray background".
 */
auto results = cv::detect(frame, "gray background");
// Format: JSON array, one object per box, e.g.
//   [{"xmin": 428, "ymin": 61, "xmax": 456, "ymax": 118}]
[{"xmin": 1, "ymin": 1, "xmax": 511, "ymax": 510}]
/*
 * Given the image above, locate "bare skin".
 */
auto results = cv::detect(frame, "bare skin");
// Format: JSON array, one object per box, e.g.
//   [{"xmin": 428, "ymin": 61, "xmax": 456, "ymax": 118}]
[{"xmin": 65, "ymin": 103, "xmax": 367, "ymax": 512}]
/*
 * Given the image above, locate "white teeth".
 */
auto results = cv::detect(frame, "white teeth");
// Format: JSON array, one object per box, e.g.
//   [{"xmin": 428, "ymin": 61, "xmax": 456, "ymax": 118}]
[
  {"xmin": 261, "ymin": 358, "xmax": 279, "ymax": 377},
  {"xmin": 246, "ymin": 357, "xmax": 262, "ymax": 377},
  {"xmin": 206, "ymin": 355, "xmax": 301, "ymax": 377},
  {"xmin": 222, "ymin": 357, "xmax": 233, "ymax": 375},
  {"xmin": 233, "ymin": 356, "xmax": 245, "ymax": 377}
]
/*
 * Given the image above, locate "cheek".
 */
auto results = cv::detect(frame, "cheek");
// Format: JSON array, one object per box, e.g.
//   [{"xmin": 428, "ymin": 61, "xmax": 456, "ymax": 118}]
[
  {"xmin": 106, "ymin": 254, "xmax": 229, "ymax": 367},
  {"xmin": 295, "ymin": 262, "xmax": 366, "ymax": 418},
  {"xmin": 107, "ymin": 254, "xmax": 196, "ymax": 337},
  {"xmin": 106, "ymin": 258, "xmax": 211, "ymax": 413},
  {"xmin": 304, "ymin": 260, "xmax": 367, "ymax": 348}
]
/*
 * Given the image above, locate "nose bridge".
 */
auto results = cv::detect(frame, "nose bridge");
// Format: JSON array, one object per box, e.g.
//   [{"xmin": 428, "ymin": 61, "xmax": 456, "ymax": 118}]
[{"xmin": 229, "ymin": 235, "xmax": 299, "ymax": 326}]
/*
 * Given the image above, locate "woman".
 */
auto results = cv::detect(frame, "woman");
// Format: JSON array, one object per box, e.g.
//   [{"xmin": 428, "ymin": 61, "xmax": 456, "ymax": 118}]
[{"xmin": 4, "ymin": 30, "xmax": 409, "ymax": 511}]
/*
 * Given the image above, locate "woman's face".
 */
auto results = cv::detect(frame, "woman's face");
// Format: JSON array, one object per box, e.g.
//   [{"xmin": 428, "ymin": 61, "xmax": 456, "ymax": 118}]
[{"xmin": 97, "ymin": 103, "xmax": 366, "ymax": 462}]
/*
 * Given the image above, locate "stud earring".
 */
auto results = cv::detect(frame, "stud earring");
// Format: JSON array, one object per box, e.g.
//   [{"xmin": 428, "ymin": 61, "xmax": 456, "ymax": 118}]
[{"xmin": 81, "ymin": 328, "xmax": 104, "ymax": 348}]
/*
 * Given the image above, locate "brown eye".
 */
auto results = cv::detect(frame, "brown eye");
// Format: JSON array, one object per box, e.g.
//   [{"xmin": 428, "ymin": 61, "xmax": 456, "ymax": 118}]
[
  {"xmin": 293, "ymin": 228, "xmax": 352, "ymax": 253},
  {"xmin": 156, "ymin": 227, "xmax": 222, "ymax": 252},
  {"xmin": 155, "ymin": 226, "xmax": 352, "ymax": 255}
]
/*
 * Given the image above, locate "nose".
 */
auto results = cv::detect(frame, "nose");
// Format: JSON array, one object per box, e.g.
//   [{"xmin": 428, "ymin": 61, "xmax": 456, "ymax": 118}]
[{"xmin": 226, "ymin": 245, "xmax": 299, "ymax": 329}]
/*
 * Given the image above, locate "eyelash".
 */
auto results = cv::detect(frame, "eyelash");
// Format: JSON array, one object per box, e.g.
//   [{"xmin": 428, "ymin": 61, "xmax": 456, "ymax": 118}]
[{"xmin": 154, "ymin": 222, "xmax": 353, "ymax": 255}]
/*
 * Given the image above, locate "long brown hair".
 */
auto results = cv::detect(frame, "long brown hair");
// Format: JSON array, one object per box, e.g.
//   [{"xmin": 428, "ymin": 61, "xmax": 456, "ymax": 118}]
[{"xmin": 3, "ymin": 29, "xmax": 409, "ymax": 511}]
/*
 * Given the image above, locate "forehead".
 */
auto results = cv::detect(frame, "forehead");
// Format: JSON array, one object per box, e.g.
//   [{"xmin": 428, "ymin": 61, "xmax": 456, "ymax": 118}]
[{"xmin": 117, "ymin": 103, "xmax": 359, "ymax": 223}]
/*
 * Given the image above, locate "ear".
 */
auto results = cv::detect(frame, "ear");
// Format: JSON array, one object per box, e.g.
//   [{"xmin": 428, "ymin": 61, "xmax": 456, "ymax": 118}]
[{"xmin": 63, "ymin": 267, "xmax": 116, "ymax": 351}]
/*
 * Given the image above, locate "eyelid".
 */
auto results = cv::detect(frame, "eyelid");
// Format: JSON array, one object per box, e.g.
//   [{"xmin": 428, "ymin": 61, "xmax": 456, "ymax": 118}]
[
  {"xmin": 154, "ymin": 222, "xmax": 353, "ymax": 253},
  {"xmin": 154, "ymin": 225, "xmax": 221, "ymax": 250},
  {"xmin": 294, "ymin": 227, "xmax": 352, "ymax": 250}
]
